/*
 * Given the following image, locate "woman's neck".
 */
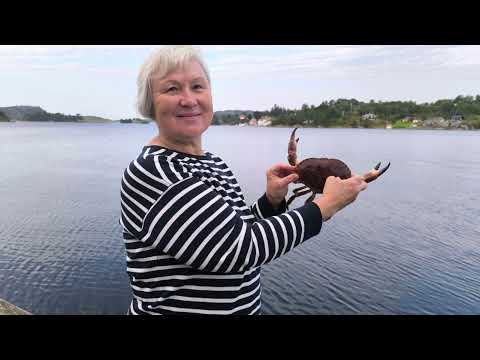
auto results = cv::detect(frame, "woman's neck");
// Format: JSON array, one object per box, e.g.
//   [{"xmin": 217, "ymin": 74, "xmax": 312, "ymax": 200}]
[{"xmin": 148, "ymin": 134, "xmax": 204, "ymax": 156}]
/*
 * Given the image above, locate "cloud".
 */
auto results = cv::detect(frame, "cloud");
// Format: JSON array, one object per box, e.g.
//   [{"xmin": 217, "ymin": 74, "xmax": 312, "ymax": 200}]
[
  {"xmin": 207, "ymin": 46, "xmax": 376, "ymax": 79},
  {"xmin": 0, "ymin": 45, "xmax": 150, "ymax": 74},
  {"xmin": 207, "ymin": 45, "xmax": 480, "ymax": 80},
  {"xmin": 443, "ymin": 45, "xmax": 480, "ymax": 66},
  {"xmin": 3, "ymin": 45, "xmax": 478, "ymax": 78},
  {"xmin": 0, "ymin": 45, "xmax": 157, "ymax": 55}
]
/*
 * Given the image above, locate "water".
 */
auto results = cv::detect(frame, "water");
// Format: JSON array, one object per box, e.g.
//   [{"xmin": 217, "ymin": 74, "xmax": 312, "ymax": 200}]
[{"xmin": 1, "ymin": 122, "xmax": 479, "ymax": 314}]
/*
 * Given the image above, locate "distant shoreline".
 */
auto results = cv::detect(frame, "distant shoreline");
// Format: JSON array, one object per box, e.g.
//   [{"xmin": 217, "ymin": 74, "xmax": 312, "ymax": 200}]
[
  {"xmin": 211, "ymin": 124, "xmax": 478, "ymax": 131},
  {"xmin": 3, "ymin": 120, "xmax": 477, "ymax": 131},
  {"xmin": 1, "ymin": 119, "xmax": 152, "ymax": 124}
]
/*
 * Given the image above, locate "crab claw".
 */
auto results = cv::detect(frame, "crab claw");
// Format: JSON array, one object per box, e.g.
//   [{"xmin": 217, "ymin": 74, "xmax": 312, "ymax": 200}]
[
  {"xmin": 362, "ymin": 162, "xmax": 391, "ymax": 183},
  {"xmin": 288, "ymin": 128, "xmax": 299, "ymax": 166}
]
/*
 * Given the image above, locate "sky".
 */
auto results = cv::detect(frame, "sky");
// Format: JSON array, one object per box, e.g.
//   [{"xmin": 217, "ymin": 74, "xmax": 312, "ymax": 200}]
[{"xmin": 1, "ymin": 45, "xmax": 479, "ymax": 120}]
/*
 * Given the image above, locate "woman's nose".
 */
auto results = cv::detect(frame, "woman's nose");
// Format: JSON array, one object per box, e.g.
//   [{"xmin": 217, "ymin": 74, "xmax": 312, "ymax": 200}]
[{"xmin": 179, "ymin": 90, "xmax": 197, "ymax": 107}]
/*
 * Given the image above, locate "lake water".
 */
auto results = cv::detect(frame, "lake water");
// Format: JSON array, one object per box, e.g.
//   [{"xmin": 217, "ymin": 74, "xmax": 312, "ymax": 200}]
[{"xmin": 1, "ymin": 122, "xmax": 479, "ymax": 315}]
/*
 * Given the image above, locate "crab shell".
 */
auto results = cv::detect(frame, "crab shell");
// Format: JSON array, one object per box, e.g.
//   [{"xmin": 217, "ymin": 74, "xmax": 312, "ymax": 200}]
[{"xmin": 296, "ymin": 158, "xmax": 352, "ymax": 193}]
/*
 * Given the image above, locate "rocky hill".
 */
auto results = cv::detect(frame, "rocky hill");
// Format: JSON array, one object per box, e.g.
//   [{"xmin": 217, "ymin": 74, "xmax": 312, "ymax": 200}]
[
  {"xmin": 0, "ymin": 106, "xmax": 113, "ymax": 123},
  {"xmin": 0, "ymin": 106, "xmax": 44, "ymax": 121}
]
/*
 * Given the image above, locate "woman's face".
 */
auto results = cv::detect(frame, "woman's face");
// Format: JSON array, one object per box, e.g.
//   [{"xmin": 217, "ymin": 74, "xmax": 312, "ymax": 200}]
[{"xmin": 151, "ymin": 60, "xmax": 213, "ymax": 142}]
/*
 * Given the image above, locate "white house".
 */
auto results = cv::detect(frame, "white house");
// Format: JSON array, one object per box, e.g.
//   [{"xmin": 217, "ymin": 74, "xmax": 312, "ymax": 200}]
[
  {"xmin": 257, "ymin": 116, "xmax": 272, "ymax": 127},
  {"xmin": 361, "ymin": 113, "xmax": 377, "ymax": 120}
]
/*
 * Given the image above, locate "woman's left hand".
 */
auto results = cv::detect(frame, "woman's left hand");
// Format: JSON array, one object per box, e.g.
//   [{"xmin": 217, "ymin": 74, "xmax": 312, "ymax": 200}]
[{"xmin": 266, "ymin": 163, "xmax": 299, "ymax": 209}]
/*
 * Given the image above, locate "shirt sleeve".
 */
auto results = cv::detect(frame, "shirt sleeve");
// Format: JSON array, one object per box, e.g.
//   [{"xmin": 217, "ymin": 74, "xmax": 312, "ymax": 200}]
[
  {"xmin": 130, "ymin": 158, "xmax": 323, "ymax": 273},
  {"xmin": 251, "ymin": 193, "xmax": 288, "ymax": 219}
]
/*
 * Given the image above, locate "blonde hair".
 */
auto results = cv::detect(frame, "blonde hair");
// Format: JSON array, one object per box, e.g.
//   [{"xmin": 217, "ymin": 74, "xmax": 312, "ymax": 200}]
[{"xmin": 136, "ymin": 45, "xmax": 211, "ymax": 120}]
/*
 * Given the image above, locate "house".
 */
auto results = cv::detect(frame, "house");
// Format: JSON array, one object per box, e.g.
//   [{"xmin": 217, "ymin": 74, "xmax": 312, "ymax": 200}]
[
  {"xmin": 406, "ymin": 119, "xmax": 420, "ymax": 127},
  {"xmin": 449, "ymin": 119, "xmax": 463, "ymax": 128},
  {"xmin": 361, "ymin": 113, "xmax": 377, "ymax": 120},
  {"xmin": 424, "ymin": 117, "xmax": 448, "ymax": 128},
  {"xmin": 257, "ymin": 116, "xmax": 272, "ymax": 127},
  {"xmin": 403, "ymin": 115, "xmax": 417, "ymax": 122},
  {"xmin": 239, "ymin": 114, "xmax": 246, "ymax": 121},
  {"xmin": 447, "ymin": 114, "xmax": 464, "ymax": 128},
  {"xmin": 249, "ymin": 118, "xmax": 258, "ymax": 126}
]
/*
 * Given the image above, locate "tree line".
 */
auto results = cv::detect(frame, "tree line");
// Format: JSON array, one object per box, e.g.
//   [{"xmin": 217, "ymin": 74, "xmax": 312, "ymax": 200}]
[
  {"xmin": 118, "ymin": 118, "xmax": 151, "ymax": 124},
  {"xmin": 212, "ymin": 95, "xmax": 480, "ymax": 129},
  {"xmin": 23, "ymin": 110, "xmax": 83, "ymax": 122},
  {"xmin": 0, "ymin": 111, "xmax": 9, "ymax": 122}
]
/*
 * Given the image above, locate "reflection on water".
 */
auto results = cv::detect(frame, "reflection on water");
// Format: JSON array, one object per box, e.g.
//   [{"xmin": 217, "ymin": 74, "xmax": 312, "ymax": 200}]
[{"xmin": 1, "ymin": 122, "xmax": 479, "ymax": 314}]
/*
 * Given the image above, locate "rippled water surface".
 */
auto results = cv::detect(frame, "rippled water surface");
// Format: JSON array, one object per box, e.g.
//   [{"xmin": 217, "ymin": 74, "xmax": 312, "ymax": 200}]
[{"xmin": 1, "ymin": 122, "xmax": 479, "ymax": 314}]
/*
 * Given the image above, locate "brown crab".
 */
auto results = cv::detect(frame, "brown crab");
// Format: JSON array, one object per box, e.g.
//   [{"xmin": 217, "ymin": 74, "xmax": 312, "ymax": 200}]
[{"xmin": 286, "ymin": 128, "xmax": 390, "ymax": 206}]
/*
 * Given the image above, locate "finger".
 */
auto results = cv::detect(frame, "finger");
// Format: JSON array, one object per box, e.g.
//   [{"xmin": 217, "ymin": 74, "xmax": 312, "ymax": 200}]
[
  {"xmin": 342, "ymin": 176, "xmax": 354, "ymax": 184},
  {"xmin": 280, "ymin": 173, "xmax": 299, "ymax": 186},
  {"xmin": 276, "ymin": 163, "xmax": 297, "ymax": 170},
  {"xmin": 274, "ymin": 169, "xmax": 298, "ymax": 178},
  {"xmin": 359, "ymin": 181, "xmax": 368, "ymax": 191},
  {"xmin": 324, "ymin": 176, "xmax": 337, "ymax": 186},
  {"xmin": 347, "ymin": 175, "xmax": 364, "ymax": 184},
  {"xmin": 272, "ymin": 163, "xmax": 297, "ymax": 173}
]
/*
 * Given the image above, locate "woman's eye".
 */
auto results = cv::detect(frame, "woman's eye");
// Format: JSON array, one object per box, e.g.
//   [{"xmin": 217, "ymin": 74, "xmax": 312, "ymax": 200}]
[
  {"xmin": 193, "ymin": 84, "xmax": 204, "ymax": 90},
  {"xmin": 166, "ymin": 86, "xmax": 178, "ymax": 93}
]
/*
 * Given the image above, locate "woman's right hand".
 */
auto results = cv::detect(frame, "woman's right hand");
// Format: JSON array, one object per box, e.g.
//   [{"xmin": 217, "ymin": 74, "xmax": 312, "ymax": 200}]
[{"xmin": 313, "ymin": 175, "xmax": 368, "ymax": 221}]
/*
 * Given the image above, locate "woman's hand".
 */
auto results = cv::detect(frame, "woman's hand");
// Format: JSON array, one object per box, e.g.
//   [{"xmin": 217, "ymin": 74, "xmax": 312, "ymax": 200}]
[
  {"xmin": 266, "ymin": 163, "xmax": 299, "ymax": 209},
  {"xmin": 314, "ymin": 175, "xmax": 368, "ymax": 221}
]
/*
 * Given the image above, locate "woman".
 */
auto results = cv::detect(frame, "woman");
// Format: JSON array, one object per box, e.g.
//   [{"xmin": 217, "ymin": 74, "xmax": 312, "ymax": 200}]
[{"xmin": 120, "ymin": 46, "xmax": 368, "ymax": 315}]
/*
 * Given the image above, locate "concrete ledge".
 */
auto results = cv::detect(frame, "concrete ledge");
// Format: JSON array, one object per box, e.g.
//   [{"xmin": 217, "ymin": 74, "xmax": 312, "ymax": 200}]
[{"xmin": 0, "ymin": 298, "xmax": 32, "ymax": 315}]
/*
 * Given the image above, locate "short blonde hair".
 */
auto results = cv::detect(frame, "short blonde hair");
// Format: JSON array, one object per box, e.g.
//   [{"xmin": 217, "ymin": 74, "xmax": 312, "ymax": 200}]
[{"xmin": 136, "ymin": 45, "xmax": 211, "ymax": 120}]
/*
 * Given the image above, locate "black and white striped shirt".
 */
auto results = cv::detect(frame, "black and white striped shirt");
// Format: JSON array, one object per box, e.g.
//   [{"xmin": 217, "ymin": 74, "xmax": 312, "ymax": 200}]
[{"xmin": 120, "ymin": 145, "xmax": 322, "ymax": 315}]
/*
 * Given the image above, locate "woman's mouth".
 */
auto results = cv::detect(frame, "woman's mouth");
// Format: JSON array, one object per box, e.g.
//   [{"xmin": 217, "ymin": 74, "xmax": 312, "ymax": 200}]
[{"xmin": 177, "ymin": 113, "xmax": 202, "ymax": 118}]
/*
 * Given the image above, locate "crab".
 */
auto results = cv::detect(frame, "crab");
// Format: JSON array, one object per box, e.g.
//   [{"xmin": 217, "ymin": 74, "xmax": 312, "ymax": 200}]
[{"xmin": 286, "ymin": 128, "xmax": 391, "ymax": 207}]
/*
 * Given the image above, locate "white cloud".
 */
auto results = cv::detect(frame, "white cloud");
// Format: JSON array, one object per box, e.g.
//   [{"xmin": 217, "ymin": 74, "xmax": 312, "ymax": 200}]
[
  {"xmin": 208, "ymin": 45, "xmax": 480, "ymax": 81},
  {"xmin": 0, "ymin": 45, "xmax": 157, "ymax": 55},
  {"xmin": 4, "ymin": 45, "xmax": 477, "ymax": 78},
  {"xmin": 443, "ymin": 45, "xmax": 480, "ymax": 66}
]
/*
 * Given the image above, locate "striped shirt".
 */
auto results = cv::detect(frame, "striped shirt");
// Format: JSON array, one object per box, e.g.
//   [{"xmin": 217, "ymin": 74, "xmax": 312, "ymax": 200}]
[{"xmin": 120, "ymin": 145, "xmax": 322, "ymax": 315}]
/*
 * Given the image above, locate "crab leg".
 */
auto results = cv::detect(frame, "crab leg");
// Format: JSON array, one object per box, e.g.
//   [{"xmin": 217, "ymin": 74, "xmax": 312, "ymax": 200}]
[
  {"xmin": 362, "ymin": 162, "xmax": 391, "ymax": 183},
  {"xmin": 287, "ymin": 188, "xmax": 312, "ymax": 207},
  {"xmin": 288, "ymin": 128, "xmax": 300, "ymax": 166}
]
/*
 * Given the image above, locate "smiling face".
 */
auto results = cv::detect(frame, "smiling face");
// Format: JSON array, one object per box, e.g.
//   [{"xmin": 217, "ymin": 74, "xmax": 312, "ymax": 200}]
[{"xmin": 151, "ymin": 59, "xmax": 213, "ymax": 143}]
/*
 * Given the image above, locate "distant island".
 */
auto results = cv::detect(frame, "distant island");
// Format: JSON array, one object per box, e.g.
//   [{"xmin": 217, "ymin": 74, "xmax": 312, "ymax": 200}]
[
  {"xmin": 0, "ymin": 106, "xmax": 111, "ymax": 123},
  {"xmin": 2, "ymin": 95, "xmax": 480, "ymax": 130},
  {"xmin": 0, "ymin": 106, "xmax": 152, "ymax": 125},
  {"xmin": 116, "ymin": 118, "xmax": 152, "ymax": 124}
]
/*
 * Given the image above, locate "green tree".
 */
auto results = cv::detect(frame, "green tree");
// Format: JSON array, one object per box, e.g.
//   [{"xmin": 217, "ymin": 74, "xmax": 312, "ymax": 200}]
[
  {"xmin": 0, "ymin": 111, "xmax": 9, "ymax": 122},
  {"xmin": 253, "ymin": 111, "xmax": 263, "ymax": 120}
]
